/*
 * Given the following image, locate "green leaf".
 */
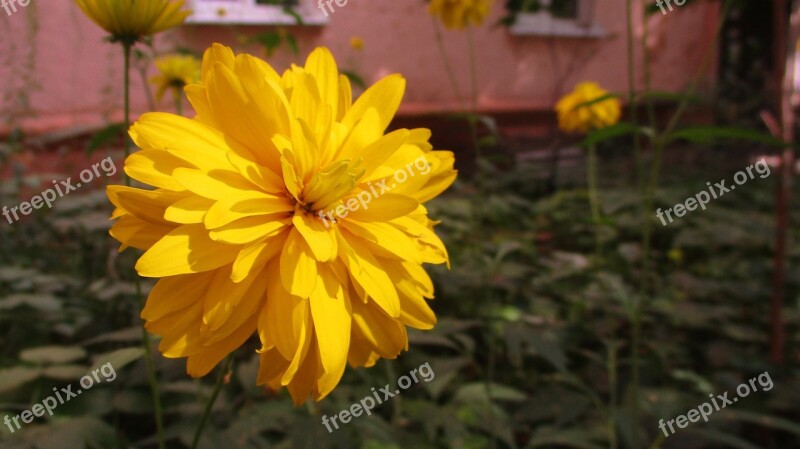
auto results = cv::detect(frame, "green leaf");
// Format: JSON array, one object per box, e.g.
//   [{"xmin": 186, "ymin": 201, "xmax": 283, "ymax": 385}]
[
  {"xmin": 667, "ymin": 126, "xmax": 789, "ymax": 147},
  {"xmin": 526, "ymin": 428, "xmax": 606, "ymax": 449},
  {"xmin": 0, "ymin": 294, "xmax": 61, "ymax": 312},
  {"xmin": 0, "ymin": 366, "xmax": 40, "ymax": 393},
  {"xmin": 453, "ymin": 383, "xmax": 527, "ymax": 404},
  {"xmin": 637, "ymin": 90, "xmax": 704, "ymax": 104},
  {"xmin": 19, "ymin": 346, "xmax": 87, "ymax": 365},
  {"xmin": 86, "ymin": 123, "xmax": 124, "ymax": 156},
  {"xmin": 282, "ymin": 6, "xmax": 304, "ymax": 25},
  {"xmin": 686, "ymin": 428, "xmax": 761, "ymax": 449},
  {"xmin": 42, "ymin": 364, "xmax": 89, "ymax": 381},
  {"xmin": 252, "ymin": 32, "xmax": 282, "ymax": 57},
  {"xmin": 342, "ymin": 70, "xmax": 366, "ymax": 90},
  {"xmin": 90, "ymin": 347, "xmax": 145, "ymax": 372},
  {"xmin": 580, "ymin": 123, "xmax": 653, "ymax": 147},
  {"xmin": 26, "ymin": 417, "xmax": 117, "ymax": 449},
  {"xmin": 284, "ymin": 33, "xmax": 299, "ymax": 55},
  {"xmin": 570, "ymin": 92, "xmax": 622, "ymax": 111},
  {"xmin": 720, "ymin": 409, "xmax": 800, "ymax": 437}
]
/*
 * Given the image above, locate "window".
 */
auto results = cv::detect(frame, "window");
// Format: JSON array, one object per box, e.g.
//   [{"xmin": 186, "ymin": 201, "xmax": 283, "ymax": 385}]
[
  {"xmin": 185, "ymin": 0, "xmax": 328, "ymax": 25},
  {"xmin": 504, "ymin": 0, "xmax": 606, "ymax": 38}
]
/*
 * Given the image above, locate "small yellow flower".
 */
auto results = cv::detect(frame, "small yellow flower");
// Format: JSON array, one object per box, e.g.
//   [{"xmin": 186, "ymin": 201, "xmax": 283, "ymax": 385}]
[
  {"xmin": 350, "ymin": 36, "xmax": 365, "ymax": 51},
  {"xmin": 74, "ymin": 0, "xmax": 191, "ymax": 43},
  {"xmin": 428, "ymin": 0, "xmax": 493, "ymax": 30},
  {"xmin": 555, "ymin": 82, "xmax": 621, "ymax": 134},
  {"xmin": 150, "ymin": 54, "xmax": 201, "ymax": 103},
  {"xmin": 668, "ymin": 248, "xmax": 683, "ymax": 263},
  {"xmin": 108, "ymin": 44, "xmax": 456, "ymax": 404}
]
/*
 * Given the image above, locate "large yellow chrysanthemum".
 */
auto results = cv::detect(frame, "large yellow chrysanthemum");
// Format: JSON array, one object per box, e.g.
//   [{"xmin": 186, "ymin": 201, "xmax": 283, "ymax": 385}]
[
  {"xmin": 555, "ymin": 82, "xmax": 621, "ymax": 134},
  {"xmin": 107, "ymin": 44, "xmax": 457, "ymax": 404},
  {"xmin": 428, "ymin": 0, "xmax": 494, "ymax": 30},
  {"xmin": 74, "ymin": 0, "xmax": 190, "ymax": 43},
  {"xmin": 151, "ymin": 54, "xmax": 201, "ymax": 103}
]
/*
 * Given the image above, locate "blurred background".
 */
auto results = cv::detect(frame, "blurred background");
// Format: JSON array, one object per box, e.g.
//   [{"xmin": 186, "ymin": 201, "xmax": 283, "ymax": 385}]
[{"xmin": 1, "ymin": 0, "xmax": 799, "ymax": 448}]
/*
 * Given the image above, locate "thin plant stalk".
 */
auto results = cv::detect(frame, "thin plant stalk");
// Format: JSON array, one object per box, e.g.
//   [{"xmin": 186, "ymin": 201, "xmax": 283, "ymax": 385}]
[
  {"xmin": 191, "ymin": 355, "xmax": 234, "ymax": 449},
  {"xmin": 466, "ymin": 25, "xmax": 482, "ymax": 164},
  {"xmin": 123, "ymin": 41, "xmax": 166, "ymax": 449},
  {"xmin": 625, "ymin": 0, "xmax": 643, "ymax": 193},
  {"xmin": 628, "ymin": 1, "xmax": 732, "ymax": 444},
  {"xmin": 587, "ymin": 142, "xmax": 602, "ymax": 258},
  {"xmin": 174, "ymin": 91, "xmax": 184, "ymax": 117},
  {"xmin": 607, "ymin": 341, "xmax": 619, "ymax": 449},
  {"xmin": 431, "ymin": 17, "xmax": 466, "ymax": 111}
]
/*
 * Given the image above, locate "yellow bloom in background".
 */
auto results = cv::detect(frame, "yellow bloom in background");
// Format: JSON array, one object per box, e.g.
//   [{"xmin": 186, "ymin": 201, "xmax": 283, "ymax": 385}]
[
  {"xmin": 150, "ymin": 54, "xmax": 201, "ymax": 103},
  {"xmin": 555, "ymin": 82, "xmax": 622, "ymax": 134},
  {"xmin": 428, "ymin": 0, "xmax": 493, "ymax": 30},
  {"xmin": 350, "ymin": 36, "xmax": 365, "ymax": 51},
  {"xmin": 108, "ymin": 44, "xmax": 456, "ymax": 405},
  {"xmin": 74, "ymin": 0, "xmax": 191, "ymax": 43}
]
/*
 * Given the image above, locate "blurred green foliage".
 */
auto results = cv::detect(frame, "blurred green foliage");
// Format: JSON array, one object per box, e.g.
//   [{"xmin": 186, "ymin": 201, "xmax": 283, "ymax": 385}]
[{"xmin": 0, "ymin": 145, "xmax": 798, "ymax": 448}]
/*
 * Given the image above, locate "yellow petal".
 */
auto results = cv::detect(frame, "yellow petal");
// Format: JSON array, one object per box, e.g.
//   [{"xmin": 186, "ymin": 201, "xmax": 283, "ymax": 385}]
[{"xmin": 136, "ymin": 225, "xmax": 240, "ymax": 277}]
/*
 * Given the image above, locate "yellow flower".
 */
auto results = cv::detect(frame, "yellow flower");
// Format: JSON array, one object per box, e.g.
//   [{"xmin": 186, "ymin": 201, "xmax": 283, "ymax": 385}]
[
  {"xmin": 150, "ymin": 54, "xmax": 201, "ymax": 103},
  {"xmin": 74, "ymin": 0, "xmax": 191, "ymax": 43},
  {"xmin": 350, "ymin": 36, "xmax": 365, "ymax": 51},
  {"xmin": 555, "ymin": 82, "xmax": 621, "ymax": 134},
  {"xmin": 107, "ymin": 44, "xmax": 456, "ymax": 404},
  {"xmin": 428, "ymin": 0, "xmax": 493, "ymax": 30}
]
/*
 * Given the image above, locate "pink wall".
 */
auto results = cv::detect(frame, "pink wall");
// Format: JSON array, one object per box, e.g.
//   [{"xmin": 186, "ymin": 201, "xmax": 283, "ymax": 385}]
[{"xmin": 0, "ymin": 0, "xmax": 720, "ymax": 136}]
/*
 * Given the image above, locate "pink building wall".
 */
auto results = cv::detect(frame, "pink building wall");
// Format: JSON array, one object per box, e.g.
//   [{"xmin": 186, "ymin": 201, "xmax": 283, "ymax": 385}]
[{"xmin": 0, "ymin": 0, "xmax": 720, "ymax": 136}]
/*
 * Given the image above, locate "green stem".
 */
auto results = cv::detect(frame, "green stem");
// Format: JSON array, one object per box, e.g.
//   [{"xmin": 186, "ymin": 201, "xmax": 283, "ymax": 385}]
[
  {"xmin": 631, "ymin": 3, "xmax": 732, "ymax": 445},
  {"xmin": 385, "ymin": 361, "xmax": 403, "ymax": 426},
  {"xmin": 431, "ymin": 17, "xmax": 466, "ymax": 111},
  {"xmin": 587, "ymin": 143, "xmax": 602, "ymax": 259},
  {"xmin": 140, "ymin": 286, "xmax": 165, "ymax": 449},
  {"xmin": 174, "ymin": 91, "xmax": 184, "ymax": 117},
  {"xmin": 465, "ymin": 25, "xmax": 482, "ymax": 165},
  {"xmin": 123, "ymin": 43, "xmax": 132, "ymax": 184},
  {"xmin": 191, "ymin": 355, "xmax": 233, "ymax": 449},
  {"xmin": 625, "ymin": 0, "xmax": 643, "ymax": 194},
  {"xmin": 123, "ymin": 42, "xmax": 165, "ymax": 449},
  {"xmin": 607, "ymin": 341, "xmax": 619, "ymax": 449}
]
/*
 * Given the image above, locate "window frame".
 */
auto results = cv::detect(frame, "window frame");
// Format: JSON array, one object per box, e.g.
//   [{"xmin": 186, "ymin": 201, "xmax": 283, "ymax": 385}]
[
  {"xmin": 509, "ymin": 0, "xmax": 606, "ymax": 38},
  {"xmin": 185, "ymin": 0, "xmax": 329, "ymax": 26}
]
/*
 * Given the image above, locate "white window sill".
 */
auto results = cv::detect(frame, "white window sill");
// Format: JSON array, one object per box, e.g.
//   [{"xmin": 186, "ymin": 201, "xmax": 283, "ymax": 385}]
[
  {"xmin": 510, "ymin": 12, "xmax": 606, "ymax": 38},
  {"xmin": 185, "ymin": 1, "xmax": 328, "ymax": 26}
]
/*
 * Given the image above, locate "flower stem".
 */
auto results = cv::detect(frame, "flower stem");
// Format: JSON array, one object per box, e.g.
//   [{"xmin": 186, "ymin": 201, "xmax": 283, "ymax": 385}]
[
  {"xmin": 466, "ymin": 25, "xmax": 481, "ymax": 164},
  {"xmin": 587, "ymin": 142, "xmax": 602, "ymax": 259},
  {"xmin": 431, "ymin": 17, "xmax": 466, "ymax": 111},
  {"xmin": 174, "ymin": 91, "xmax": 184, "ymax": 117},
  {"xmin": 191, "ymin": 355, "xmax": 233, "ymax": 449},
  {"xmin": 139, "ymin": 285, "xmax": 165, "ymax": 449},
  {"xmin": 123, "ymin": 43, "xmax": 132, "ymax": 184},
  {"xmin": 123, "ymin": 41, "xmax": 165, "ymax": 449}
]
